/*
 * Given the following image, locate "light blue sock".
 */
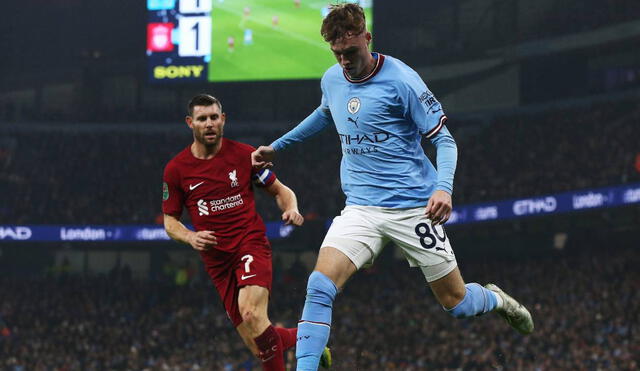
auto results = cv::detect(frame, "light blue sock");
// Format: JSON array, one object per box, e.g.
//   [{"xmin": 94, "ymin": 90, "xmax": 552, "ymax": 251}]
[
  {"xmin": 446, "ymin": 283, "xmax": 498, "ymax": 318},
  {"xmin": 296, "ymin": 271, "xmax": 337, "ymax": 371}
]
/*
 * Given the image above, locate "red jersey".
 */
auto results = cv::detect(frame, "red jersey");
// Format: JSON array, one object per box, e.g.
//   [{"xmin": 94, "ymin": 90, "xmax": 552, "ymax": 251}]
[{"xmin": 162, "ymin": 138, "xmax": 276, "ymax": 252}]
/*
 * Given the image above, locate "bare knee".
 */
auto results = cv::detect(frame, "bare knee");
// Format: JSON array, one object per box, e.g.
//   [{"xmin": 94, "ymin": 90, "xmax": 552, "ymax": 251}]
[
  {"xmin": 438, "ymin": 287, "xmax": 466, "ymax": 309},
  {"xmin": 237, "ymin": 285, "xmax": 270, "ymax": 336},
  {"xmin": 314, "ymin": 246, "xmax": 357, "ymax": 289},
  {"xmin": 429, "ymin": 267, "xmax": 466, "ymax": 309},
  {"xmin": 239, "ymin": 305, "xmax": 262, "ymax": 330}
]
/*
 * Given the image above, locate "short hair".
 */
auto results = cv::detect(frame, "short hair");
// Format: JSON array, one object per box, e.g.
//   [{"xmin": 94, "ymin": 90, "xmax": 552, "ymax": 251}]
[
  {"xmin": 187, "ymin": 94, "xmax": 222, "ymax": 116},
  {"xmin": 321, "ymin": 3, "xmax": 367, "ymax": 43}
]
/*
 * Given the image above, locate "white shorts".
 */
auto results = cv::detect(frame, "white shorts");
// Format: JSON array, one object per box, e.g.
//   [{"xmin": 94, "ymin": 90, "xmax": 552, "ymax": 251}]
[{"xmin": 321, "ymin": 205, "xmax": 457, "ymax": 282}]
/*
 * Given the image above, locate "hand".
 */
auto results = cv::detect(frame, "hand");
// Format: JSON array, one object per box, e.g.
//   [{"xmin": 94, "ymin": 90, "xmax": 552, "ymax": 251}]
[
  {"xmin": 251, "ymin": 145, "xmax": 275, "ymax": 170},
  {"xmin": 187, "ymin": 230, "xmax": 217, "ymax": 251},
  {"xmin": 425, "ymin": 190, "xmax": 452, "ymax": 225},
  {"xmin": 281, "ymin": 209, "xmax": 304, "ymax": 226}
]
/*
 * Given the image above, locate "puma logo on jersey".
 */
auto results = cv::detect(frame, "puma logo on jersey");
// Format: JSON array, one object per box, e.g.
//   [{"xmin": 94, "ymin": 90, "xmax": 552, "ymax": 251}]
[
  {"xmin": 229, "ymin": 170, "xmax": 239, "ymax": 187},
  {"xmin": 347, "ymin": 117, "xmax": 359, "ymax": 128},
  {"xmin": 189, "ymin": 181, "xmax": 204, "ymax": 191}
]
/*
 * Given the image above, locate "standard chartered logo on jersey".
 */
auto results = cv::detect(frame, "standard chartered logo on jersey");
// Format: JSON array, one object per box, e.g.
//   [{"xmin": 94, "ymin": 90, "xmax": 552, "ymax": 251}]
[
  {"xmin": 197, "ymin": 199, "xmax": 210, "ymax": 216},
  {"xmin": 198, "ymin": 194, "xmax": 244, "ymax": 216}
]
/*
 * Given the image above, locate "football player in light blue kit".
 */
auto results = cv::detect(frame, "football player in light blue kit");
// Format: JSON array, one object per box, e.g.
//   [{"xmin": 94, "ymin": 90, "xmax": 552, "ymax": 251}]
[{"xmin": 252, "ymin": 4, "xmax": 534, "ymax": 370}]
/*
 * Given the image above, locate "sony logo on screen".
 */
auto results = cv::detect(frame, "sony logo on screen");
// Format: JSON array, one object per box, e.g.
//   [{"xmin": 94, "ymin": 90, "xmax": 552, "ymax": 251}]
[
  {"xmin": 60, "ymin": 227, "xmax": 107, "ymax": 241},
  {"xmin": 572, "ymin": 192, "xmax": 607, "ymax": 210},
  {"xmin": 154, "ymin": 65, "xmax": 205, "ymax": 79},
  {"xmin": 512, "ymin": 197, "xmax": 557, "ymax": 216},
  {"xmin": 0, "ymin": 226, "xmax": 32, "ymax": 240},
  {"xmin": 136, "ymin": 228, "xmax": 170, "ymax": 241},
  {"xmin": 474, "ymin": 206, "xmax": 498, "ymax": 221},
  {"xmin": 623, "ymin": 188, "xmax": 640, "ymax": 203}
]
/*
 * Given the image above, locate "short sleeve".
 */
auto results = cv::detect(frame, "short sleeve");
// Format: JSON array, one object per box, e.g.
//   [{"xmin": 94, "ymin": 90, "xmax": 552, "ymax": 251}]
[
  {"xmin": 162, "ymin": 163, "xmax": 184, "ymax": 216},
  {"xmin": 400, "ymin": 72, "xmax": 447, "ymax": 138}
]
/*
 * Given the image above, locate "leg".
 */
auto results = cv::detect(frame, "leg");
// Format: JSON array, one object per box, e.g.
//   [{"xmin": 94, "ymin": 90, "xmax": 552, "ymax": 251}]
[
  {"xmin": 380, "ymin": 208, "xmax": 501, "ymax": 318},
  {"xmin": 428, "ymin": 266, "xmax": 498, "ymax": 316},
  {"xmin": 274, "ymin": 325, "xmax": 298, "ymax": 350},
  {"xmin": 315, "ymin": 246, "xmax": 359, "ymax": 289},
  {"xmin": 428, "ymin": 266, "xmax": 467, "ymax": 309},
  {"xmin": 429, "ymin": 267, "xmax": 534, "ymax": 334},
  {"xmin": 296, "ymin": 247, "xmax": 358, "ymax": 370},
  {"xmin": 388, "ymin": 206, "xmax": 533, "ymax": 334},
  {"xmin": 236, "ymin": 284, "xmax": 288, "ymax": 371},
  {"xmin": 296, "ymin": 206, "xmax": 386, "ymax": 370},
  {"xmin": 236, "ymin": 285, "xmax": 271, "ymax": 356}
]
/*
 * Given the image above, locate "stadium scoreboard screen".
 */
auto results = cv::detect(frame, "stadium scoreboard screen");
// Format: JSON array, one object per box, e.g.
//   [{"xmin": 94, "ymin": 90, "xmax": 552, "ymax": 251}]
[{"xmin": 147, "ymin": 0, "xmax": 374, "ymax": 83}]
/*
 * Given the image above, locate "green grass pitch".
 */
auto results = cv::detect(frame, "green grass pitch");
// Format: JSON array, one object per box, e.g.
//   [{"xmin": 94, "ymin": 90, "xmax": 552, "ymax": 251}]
[{"xmin": 208, "ymin": 0, "xmax": 373, "ymax": 82}]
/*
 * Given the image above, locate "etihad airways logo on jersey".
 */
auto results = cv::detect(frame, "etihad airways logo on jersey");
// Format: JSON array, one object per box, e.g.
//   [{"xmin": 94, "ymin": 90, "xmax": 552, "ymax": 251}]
[
  {"xmin": 198, "ymin": 194, "xmax": 244, "ymax": 216},
  {"xmin": 338, "ymin": 132, "xmax": 390, "ymax": 145},
  {"xmin": 338, "ymin": 131, "xmax": 390, "ymax": 155}
]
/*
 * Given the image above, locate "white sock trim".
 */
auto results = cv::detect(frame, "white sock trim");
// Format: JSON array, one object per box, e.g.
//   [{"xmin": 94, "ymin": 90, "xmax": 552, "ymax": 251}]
[{"xmin": 494, "ymin": 291, "xmax": 504, "ymax": 309}]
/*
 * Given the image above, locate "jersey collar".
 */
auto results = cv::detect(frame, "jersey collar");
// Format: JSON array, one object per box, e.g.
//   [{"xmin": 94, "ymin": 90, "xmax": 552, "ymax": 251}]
[{"xmin": 342, "ymin": 53, "xmax": 385, "ymax": 84}]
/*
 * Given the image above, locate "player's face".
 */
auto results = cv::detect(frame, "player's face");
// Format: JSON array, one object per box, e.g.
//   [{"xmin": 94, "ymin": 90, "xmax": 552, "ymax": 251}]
[
  {"xmin": 187, "ymin": 104, "xmax": 226, "ymax": 147},
  {"xmin": 330, "ymin": 31, "xmax": 372, "ymax": 79}
]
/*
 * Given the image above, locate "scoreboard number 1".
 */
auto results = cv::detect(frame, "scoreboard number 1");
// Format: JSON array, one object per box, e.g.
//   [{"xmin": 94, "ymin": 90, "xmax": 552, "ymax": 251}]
[
  {"xmin": 178, "ymin": 16, "xmax": 211, "ymax": 57},
  {"xmin": 179, "ymin": 0, "xmax": 212, "ymax": 13}
]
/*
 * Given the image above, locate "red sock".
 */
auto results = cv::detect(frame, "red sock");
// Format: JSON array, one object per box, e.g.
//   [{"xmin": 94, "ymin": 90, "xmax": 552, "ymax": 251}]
[
  {"xmin": 275, "ymin": 326, "xmax": 297, "ymax": 350},
  {"xmin": 254, "ymin": 325, "xmax": 285, "ymax": 371}
]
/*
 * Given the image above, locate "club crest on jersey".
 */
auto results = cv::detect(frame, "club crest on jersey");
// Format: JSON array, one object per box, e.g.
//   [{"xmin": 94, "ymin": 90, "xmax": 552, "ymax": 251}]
[
  {"xmin": 229, "ymin": 169, "xmax": 239, "ymax": 188},
  {"xmin": 347, "ymin": 97, "xmax": 361, "ymax": 114}
]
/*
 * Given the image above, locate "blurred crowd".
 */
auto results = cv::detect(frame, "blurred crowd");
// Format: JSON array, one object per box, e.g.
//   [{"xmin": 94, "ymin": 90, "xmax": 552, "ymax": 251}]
[
  {"xmin": 1, "ymin": 245, "xmax": 637, "ymax": 370},
  {"xmin": 452, "ymin": 100, "xmax": 640, "ymax": 204},
  {"xmin": 519, "ymin": 0, "xmax": 640, "ymax": 43},
  {"xmin": 1, "ymin": 100, "xmax": 638, "ymax": 225}
]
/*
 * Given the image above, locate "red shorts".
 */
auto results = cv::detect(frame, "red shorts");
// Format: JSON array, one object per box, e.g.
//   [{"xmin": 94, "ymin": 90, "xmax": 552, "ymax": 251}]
[{"xmin": 200, "ymin": 239, "xmax": 273, "ymax": 327}]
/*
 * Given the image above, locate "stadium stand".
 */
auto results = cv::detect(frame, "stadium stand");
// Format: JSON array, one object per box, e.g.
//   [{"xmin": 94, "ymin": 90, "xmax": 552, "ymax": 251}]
[
  {"xmin": 1, "ymin": 236, "xmax": 637, "ymax": 370},
  {"xmin": 1, "ymin": 99, "xmax": 638, "ymax": 224}
]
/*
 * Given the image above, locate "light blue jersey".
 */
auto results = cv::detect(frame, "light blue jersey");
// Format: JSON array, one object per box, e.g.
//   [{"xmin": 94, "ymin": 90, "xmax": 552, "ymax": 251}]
[{"xmin": 272, "ymin": 53, "xmax": 457, "ymax": 208}]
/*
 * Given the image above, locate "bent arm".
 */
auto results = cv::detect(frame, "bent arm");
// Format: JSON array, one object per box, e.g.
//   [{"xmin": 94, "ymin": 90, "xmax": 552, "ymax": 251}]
[
  {"xmin": 164, "ymin": 213, "xmax": 193, "ymax": 245},
  {"xmin": 263, "ymin": 179, "xmax": 299, "ymax": 214},
  {"xmin": 164, "ymin": 214, "xmax": 217, "ymax": 250},
  {"xmin": 262, "ymin": 179, "xmax": 304, "ymax": 226}
]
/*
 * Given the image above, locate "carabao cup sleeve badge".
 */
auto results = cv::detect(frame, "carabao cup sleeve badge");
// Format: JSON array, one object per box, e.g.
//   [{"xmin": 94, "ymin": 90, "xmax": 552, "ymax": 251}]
[{"xmin": 162, "ymin": 182, "xmax": 169, "ymax": 201}]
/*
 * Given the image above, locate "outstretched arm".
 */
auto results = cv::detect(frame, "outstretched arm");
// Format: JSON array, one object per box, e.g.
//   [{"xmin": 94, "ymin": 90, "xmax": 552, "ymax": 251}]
[
  {"xmin": 262, "ymin": 179, "xmax": 304, "ymax": 226},
  {"xmin": 163, "ymin": 214, "xmax": 217, "ymax": 250},
  {"xmin": 251, "ymin": 109, "xmax": 333, "ymax": 168}
]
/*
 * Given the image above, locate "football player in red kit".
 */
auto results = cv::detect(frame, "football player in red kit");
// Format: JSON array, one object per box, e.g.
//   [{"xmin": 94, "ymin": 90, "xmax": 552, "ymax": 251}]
[{"xmin": 163, "ymin": 94, "xmax": 304, "ymax": 370}]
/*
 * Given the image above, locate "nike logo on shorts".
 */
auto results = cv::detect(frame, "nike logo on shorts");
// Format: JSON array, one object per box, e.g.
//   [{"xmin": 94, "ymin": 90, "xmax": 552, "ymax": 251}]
[
  {"xmin": 241, "ymin": 274, "xmax": 257, "ymax": 280},
  {"xmin": 189, "ymin": 181, "xmax": 204, "ymax": 190}
]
